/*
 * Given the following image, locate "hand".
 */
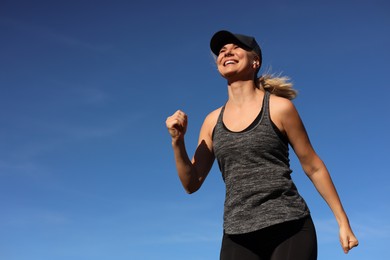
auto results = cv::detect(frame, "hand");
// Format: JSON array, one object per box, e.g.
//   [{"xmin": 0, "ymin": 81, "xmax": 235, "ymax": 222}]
[
  {"xmin": 339, "ymin": 224, "xmax": 359, "ymax": 254},
  {"xmin": 166, "ymin": 110, "xmax": 188, "ymax": 140}
]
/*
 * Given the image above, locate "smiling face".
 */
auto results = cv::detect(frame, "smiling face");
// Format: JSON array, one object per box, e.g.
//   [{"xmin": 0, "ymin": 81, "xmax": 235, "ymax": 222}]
[{"xmin": 216, "ymin": 43, "xmax": 260, "ymax": 81}]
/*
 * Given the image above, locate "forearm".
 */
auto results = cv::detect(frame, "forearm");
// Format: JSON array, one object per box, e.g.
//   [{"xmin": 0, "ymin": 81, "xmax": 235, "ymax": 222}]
[
  {"xmin": 307, "ymin": 164, "xmax": 350, "ymax": 227},
  {"xmin": 172, "ymin": 138, "xmax": 201, "ymax": 193},
  {"xmin": 308, "ymin": 166, "xmax": 360, "ymax": 253}
]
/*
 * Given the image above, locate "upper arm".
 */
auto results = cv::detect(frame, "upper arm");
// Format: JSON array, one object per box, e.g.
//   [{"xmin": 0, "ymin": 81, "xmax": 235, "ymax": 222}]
[
  {"xmin": 273, "ymin": 97, "xmax": 323, "ymax": 175},
  {"xmin": 191, "ymin": 110, "xmax": 218, "ymax": 184}
]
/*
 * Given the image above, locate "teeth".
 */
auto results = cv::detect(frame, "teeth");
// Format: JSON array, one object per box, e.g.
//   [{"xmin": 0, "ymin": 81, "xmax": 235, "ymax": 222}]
[{"xmin": 224, "ymin": 60, "xmax": 236, "ymax": 65}]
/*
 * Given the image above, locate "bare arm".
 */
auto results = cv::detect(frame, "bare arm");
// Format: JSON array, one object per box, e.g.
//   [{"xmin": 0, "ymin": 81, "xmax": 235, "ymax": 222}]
[
  {"xmin": 166, "ymin": 110, "xmax": 215, "ymax": 194},
  {"xmin": 273, "ymin": 97, "xmax": 359, "ymax": 254}
]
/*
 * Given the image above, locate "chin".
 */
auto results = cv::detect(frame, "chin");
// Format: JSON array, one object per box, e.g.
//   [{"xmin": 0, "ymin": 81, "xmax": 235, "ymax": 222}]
[{"xmin": 219, "ymin": 70, "xmax": 237, "ymax": 78}]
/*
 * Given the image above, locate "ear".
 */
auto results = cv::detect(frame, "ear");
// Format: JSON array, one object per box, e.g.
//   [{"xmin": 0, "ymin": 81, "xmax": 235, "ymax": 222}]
[{"xmin": 252, "ymin": 55, "xmax": 260, "ymax": 69}]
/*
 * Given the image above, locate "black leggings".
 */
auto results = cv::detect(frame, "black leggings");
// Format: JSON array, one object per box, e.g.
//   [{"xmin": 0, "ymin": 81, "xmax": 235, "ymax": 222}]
[{"xmin": 220, "ymin": 216, "xmax": 317, "ymax": 260}]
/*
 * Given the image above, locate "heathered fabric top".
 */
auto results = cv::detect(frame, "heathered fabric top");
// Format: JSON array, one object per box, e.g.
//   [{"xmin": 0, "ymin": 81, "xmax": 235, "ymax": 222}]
[{"xmin": 212, "ymin": 91, "xmax": 310, "ymax": 234}]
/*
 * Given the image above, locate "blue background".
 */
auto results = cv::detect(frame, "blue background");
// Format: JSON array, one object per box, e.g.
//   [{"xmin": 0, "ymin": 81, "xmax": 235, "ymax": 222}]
[{"xmin": 1, "ymin": 0, "xmax": 389, "ymax": 259}]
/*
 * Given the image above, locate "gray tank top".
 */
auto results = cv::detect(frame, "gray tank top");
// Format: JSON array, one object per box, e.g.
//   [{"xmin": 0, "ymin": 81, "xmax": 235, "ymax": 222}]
[{"xmin": 212, "ymin": 91, "xmax": 310, "ymax": 234}]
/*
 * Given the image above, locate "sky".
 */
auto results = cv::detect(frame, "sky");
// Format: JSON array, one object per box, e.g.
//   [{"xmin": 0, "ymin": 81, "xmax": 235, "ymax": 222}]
[{"xmin": 0, "ymin": 0, "xmax": 389, "ymax": 259}]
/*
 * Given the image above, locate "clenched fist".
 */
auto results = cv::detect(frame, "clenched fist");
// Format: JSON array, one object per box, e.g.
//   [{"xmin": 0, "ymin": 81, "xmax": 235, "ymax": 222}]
[{"xmin": 166, "ymin": 110, "xmax": 188, "ymax": 140}]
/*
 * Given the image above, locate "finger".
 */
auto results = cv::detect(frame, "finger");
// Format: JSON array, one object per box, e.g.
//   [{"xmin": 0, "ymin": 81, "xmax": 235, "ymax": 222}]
[
  {"xmin": 340, "ymin": 237, "xmax": 350, "ymax": 254},
  {"xmin": 167, "ymin": 120, "xmax": 182, "ymax": 131},
  {"xmin": 174, "ymin": 112, "xmax": 188, "ymax": 128},
  {"xmin": 349, "ymin": 239, "xmax": 359, "ymax": 249},
  {"xmin": 176, "ymin": 112, "xmax": 187, "ymax": 124},
  {"xmin": 165, "ymin": 117, "xmax": 177, "ymax": 128},
  {"xmin": 167, "ymin": 112, "xmax": 185, "ymax": 123},
  {"xmin": 174, "ymin": 110, "xmax": 185, "ymax": 118}
]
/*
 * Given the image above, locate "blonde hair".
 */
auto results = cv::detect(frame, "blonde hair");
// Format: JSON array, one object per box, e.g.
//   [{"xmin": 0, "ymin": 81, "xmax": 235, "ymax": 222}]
[
  {"xmin": 256, "ymin": 73, "xmax": 297, "ymax": 100},
  {"xmin": 251, "ymin": 50, "xmax": 297, "ymax": 100}
]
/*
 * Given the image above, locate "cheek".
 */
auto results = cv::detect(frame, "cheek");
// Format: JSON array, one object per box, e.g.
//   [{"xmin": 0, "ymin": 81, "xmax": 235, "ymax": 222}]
[
  {"xmin": 216, "ymin": 55, "xmax": 223, "ymax": 64},
  {"xmin": 216, "ymin": 58, "xmax": 224, "ymax": 70}
]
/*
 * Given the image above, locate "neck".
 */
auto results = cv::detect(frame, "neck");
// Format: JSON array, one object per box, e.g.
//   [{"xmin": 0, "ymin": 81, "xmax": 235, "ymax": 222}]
[{"xmin": 227, "ymin": 79, "xmax": 260, "ymax": 106}]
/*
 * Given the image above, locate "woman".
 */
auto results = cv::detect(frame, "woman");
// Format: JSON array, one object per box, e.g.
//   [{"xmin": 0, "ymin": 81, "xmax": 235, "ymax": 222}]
[{"xmin": 166, "ymin": 30, "xmax": 358, "ymax": 260}]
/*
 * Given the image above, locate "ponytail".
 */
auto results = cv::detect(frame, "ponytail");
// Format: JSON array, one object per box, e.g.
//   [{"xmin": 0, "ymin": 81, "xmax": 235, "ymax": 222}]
[{"xmin": 257, "ymin": 74, "xmax": 297, "ymax": 100}]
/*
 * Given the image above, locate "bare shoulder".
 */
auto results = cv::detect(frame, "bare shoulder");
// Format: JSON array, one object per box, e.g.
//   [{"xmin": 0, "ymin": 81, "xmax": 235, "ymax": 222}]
[
  {"xmin": 269, "ymin": 94, "xmax": 296, "ymax": 114},
  {"xmin": 204, "ymin": 107, "xmax": 222, "ymax": 127},
  {"xmin": 201, "ymin": 107, "xmax": 222, "ymax": 136},
  {"xmin": 269, "ymin": 94, "xmax": 299, "ymax": 133}
]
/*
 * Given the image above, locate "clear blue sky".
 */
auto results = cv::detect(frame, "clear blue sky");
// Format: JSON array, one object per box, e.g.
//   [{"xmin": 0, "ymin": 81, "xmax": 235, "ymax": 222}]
[{"xmin": 1, "ymin": 0, "xmax": 389, "ymax": 259}]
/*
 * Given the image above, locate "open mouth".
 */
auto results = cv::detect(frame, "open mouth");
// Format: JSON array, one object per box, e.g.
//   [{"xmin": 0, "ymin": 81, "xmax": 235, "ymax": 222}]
[{"xmin": 224, "ymin": 60, "xmax": 237, "ymax": 66}]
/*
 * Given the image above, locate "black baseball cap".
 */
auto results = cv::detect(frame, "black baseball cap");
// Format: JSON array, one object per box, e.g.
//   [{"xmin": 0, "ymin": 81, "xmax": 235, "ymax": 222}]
[{"xmin": 210, "ymin": 30, "xmax": 262, "ymax": 64}]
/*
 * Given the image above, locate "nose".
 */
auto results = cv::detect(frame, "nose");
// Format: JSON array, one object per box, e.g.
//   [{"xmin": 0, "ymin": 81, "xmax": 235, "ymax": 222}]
[{"xmin": 223, "ymin": 49, "xmax": 234, "ymax": 57}]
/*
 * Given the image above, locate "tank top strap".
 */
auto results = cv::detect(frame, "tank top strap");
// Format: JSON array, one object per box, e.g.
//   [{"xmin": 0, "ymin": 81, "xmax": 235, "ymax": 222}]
[
  {"xmin": 212, "ymin": 105, "xmax": 225, "ymax": 139},
  {"xmin": 263, "ymin": 91, "xmax": 271, "ymax": 121},
  {"xmin": 217, "ymin": 105, "xmax": 226, "ymax": 124}
]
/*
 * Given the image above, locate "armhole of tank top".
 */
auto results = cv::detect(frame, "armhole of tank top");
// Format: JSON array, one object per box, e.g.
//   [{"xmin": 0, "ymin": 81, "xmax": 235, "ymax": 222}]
[
  {"xmin": 211, "ymin": 123, "xmax": 216, "ymax": 140},
  {"xmin": 267, "ymin": 93, "xmax": 289, "ymax": 145},
  {"xmin": 270, "ymin": 120, "xmax": 289, "ymax": 144},
  {"xmin": 212, "ymin": 106, "xmax": 225, "ymax": 140}
]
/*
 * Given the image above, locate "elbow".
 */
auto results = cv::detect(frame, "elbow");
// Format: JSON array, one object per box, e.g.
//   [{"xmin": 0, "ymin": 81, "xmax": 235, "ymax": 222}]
[
  {"xmin": 180, "ymin": 172, "xmax": 205, "ymax": 194},
  {"xmin": 184, "ymin": 187, "xmax": 198, "ymax": 195},
  {"xmin": 185, "ymin": 189, "xmax": 196, "ymax": 194},
  {"xmin": 303, "ymin": 166, "xmax": 318, "ymax": 178},
  {"xmin": 184, "ymin": 184, "xmax": 200, "ymax": 194},
  {"xmin": 301, "ymin": 155, "xmax": 324, "ymax": 177}
]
